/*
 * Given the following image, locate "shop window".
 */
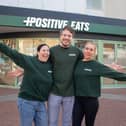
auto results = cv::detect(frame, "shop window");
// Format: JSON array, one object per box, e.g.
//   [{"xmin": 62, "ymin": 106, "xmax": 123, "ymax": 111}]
[
  {"xmin": 116, "ymin": 44, "xmax": 126, "ymax": 85},
  {"xmin": 86, "ymin": 0, "xmax": 103, "ymax": 10},
  {"xmin": 0, "ymin": 38, "xmax": 59, "ymax": 86},
  {"xmin": 0, "ymin": 39, "xmax": 17, "ymax": 85},
  {"xmin": 85, "ymin": 0, "xmax": 104, "ymax": 16}
]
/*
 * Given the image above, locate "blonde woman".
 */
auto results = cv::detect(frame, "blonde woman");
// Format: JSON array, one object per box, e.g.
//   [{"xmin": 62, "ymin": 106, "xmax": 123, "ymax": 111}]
[{"xmin": 72, "ymin": 41, "xmax": 126, "ymax": 126}]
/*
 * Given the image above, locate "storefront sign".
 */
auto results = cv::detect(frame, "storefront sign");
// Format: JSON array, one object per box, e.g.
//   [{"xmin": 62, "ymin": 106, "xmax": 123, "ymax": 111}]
[
  {"xmin": 23, "ymin": 17, "xmax": 90, "ymax": 32},
  {"xmin": 0, "ymin": 14, "xmax": 126, "ymax": 36}
]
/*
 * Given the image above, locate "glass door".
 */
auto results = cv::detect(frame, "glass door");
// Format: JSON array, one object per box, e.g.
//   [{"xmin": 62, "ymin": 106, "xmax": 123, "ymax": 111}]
[
  {"xmin": 102, "ymin": 41, "xmax": 126, "ymax": 88},
  {"xmin": 116, "ymin": 44, "xmax": 126, "ymax": 85},
  {"xmin": 102, "ymin": 43, "xmax": 116, "ymax": 86}
]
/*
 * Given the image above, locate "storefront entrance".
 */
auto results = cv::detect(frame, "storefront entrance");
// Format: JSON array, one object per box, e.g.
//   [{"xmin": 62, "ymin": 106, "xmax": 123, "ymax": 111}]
[
  {"xmin": 101, "ymin": 41, "xmax": 126, "ymax": 88},
  {"xmin": 0, "ymin": 38, "xmax": 126, "ymax": 88}
]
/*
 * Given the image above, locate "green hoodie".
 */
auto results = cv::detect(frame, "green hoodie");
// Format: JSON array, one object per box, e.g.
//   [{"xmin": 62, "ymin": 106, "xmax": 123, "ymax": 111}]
[
  {"xmin": 50, "ymin": 45, "xmax": 83, "ymax": 96},
  {"xmin": 74, "ymin": 60, "xmax": 126, "ymax": 97},
  {"xmin": 0, "ymin": 43, "xmax": 53, "ymax": 101}
]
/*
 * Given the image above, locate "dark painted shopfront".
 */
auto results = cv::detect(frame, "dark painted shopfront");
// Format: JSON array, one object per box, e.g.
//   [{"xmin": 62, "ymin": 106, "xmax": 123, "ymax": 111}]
[{"xmin": 0, "ymin": 6, "xmax": 126, "ymax": 88}]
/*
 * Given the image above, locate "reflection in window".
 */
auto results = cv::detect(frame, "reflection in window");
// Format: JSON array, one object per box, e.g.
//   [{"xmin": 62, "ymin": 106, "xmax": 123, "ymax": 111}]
[
  {"xmin": 103, "ymin": 43, "xmax": 115, "ymax": 85},
  {"xmin": 117, "ymin": 44, "xmax": 126, "ymax": 66},
  {"xmin": 86, "ymin": 0, "xmax": 103, "ymax": 10},
  {"xmin": 0, "ymin": 39, "xmax": 17, "ymax": 85},
  {"xmin": 116, "ymin": 44, "xmax": 126, "ymax": 84},
  {"xmin": 103, "ymin": 44, "xmax": 115, "ymax": 64}
]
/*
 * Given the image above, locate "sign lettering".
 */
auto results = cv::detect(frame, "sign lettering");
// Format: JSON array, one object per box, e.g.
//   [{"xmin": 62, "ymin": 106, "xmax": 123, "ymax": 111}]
[{"xmin": 23, "ymin": 17, "xmax": 90, "ymax": 32}]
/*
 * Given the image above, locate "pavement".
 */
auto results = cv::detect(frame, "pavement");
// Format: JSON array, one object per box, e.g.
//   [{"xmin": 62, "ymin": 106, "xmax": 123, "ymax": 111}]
[{"xmin": 0, "ymin": 87, "xmax": 126, "ymax": 126}]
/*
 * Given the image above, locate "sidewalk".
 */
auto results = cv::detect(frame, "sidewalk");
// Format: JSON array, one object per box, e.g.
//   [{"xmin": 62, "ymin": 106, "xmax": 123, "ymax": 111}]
[
  {"xmin": 0, "ymin": 87, "xmax": 126, "ymax": 126},
  {"xmin": 0, "ymin": 87, "xmax": 19, "ymax": 126}
]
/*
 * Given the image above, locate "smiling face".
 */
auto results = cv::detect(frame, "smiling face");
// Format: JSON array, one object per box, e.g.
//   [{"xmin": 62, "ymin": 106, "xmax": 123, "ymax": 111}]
[
  {"xmin": 37, "ymin": 45, "xmax": 50, "ymax": 62},
  {"xmin": 60, "ymin": 29, "xmax": 73, "ymax": 48},
  {"xmin": 59, "ymin": 26, "xmax": 75, "ymax": 48},
  {"xmin": 83, "ymin": 42, "xmax": 96, "ymax": 61}
]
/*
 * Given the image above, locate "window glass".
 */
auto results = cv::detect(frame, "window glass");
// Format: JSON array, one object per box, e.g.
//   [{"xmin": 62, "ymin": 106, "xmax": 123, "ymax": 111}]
[
  {"xmin": 86, "ymin": 0, "xmax": 103, "ymax": 10},
  {"xmin": 0, "ymin": 38, "xmax": 59, "ymax": 86}
]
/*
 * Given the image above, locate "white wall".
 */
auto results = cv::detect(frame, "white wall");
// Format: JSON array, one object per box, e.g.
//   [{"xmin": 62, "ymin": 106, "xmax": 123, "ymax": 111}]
[
  {"xmin": 105, "ymin": 0, "xmax": 126, "ymax": 19},
  {"xmin": 43, "ymin": 0, "xmax": 65, "ymax": 12},
  {"xmin": 18, "ymin": 0, "xmax": 44, "ymax": 9},
  {"xmin": 0, "ymin": 0, "xmax": 44, "ymax": 9},
  {"xmin": 0, "ymin": 0, "xmax": 126, "ymax": 19},
  {"xmin": 0, "ymin": 0, "xmax": 19, "ymax": 7},
  {"xmin": 43, "ymin": 0, "xmax": 86, "ymax": 14}
]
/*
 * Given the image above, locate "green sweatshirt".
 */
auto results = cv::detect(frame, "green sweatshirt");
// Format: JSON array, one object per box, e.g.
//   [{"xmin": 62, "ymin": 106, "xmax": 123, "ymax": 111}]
[
  {"xmin": 0, "ymin": 43, "xmax": 53, "ymax": 101},
  {"xmin": 74, "ymin": 60, "xmax": 126, "ymax": 97},
  {"xmin": 50, "ymin": 45, "xmax": 82, "ymax": 96}
]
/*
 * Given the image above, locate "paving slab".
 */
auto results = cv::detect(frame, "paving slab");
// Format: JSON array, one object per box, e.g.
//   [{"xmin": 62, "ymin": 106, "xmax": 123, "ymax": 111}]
[{"xmin": 0, "ymin": 87, "xmax": 126, "ymax": 126}]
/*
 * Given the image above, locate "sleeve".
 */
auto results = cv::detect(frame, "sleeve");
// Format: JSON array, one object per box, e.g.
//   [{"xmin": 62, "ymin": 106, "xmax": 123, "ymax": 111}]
[
  {"xmin": 0, "ymin": 42, "xmax": 28, "ymax": 68},
  {"xmin": 49, "ymin": 47, "xmax": 55, "ymax": 64},
  {"xmin": 96, "ymin": 62, "xmax": 126, "ymax": 81},
  {"xmin": 76, "ymin": 47, "xmax": 83, "ymax": 60}
]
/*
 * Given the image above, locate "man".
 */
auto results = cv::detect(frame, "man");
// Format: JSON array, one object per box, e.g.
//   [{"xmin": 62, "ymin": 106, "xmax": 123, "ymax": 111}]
[{"xmin": 48, "ymin": 25, "xmax": 83, "ymax": 126}]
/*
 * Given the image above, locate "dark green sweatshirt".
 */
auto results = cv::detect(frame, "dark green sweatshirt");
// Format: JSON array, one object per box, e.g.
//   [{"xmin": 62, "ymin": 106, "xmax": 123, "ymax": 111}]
[
  {"xmin": 0, "ymin": 43, "xmax": 53, "ymax": 101},
  {"xmin": 74, "ymin": 60, "xmax": 126, "ymax": 97},
  {"xmin": 50, "ymin": 45, "xmax": 82, "ymax": 96}
]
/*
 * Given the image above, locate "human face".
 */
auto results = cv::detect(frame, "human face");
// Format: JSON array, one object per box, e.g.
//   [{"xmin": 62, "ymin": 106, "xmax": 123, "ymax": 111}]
[
  {"xmin": 37, "ymin": 45, "xmax": 50, "ymax": 62},
  {"xmin": 60, "ymin": 29, "xmax": 73, "ymax": 48},
  {"xmin": 83, "ymin": 43, "xmax": 96, "ymax": 61}
]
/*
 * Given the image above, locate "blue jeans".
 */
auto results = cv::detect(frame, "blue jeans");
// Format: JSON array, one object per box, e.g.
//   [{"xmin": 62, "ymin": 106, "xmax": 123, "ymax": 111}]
[
  {"xmin": 17, "ymin": 98, "xmax": 48, "ymax": 126},
  {"xmin": 48, "ymin": 94, "xmax": 74, "ymax": 126}
]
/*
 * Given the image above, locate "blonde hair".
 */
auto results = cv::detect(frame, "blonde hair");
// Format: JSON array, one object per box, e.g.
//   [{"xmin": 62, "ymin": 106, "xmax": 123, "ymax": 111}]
[
  {"xmin": 83, "ymin": 41, "xmax": 97, "ymax": 60},
  {"xmin": 84, "ymin": 41, "xmax": 97, "ymax": 50}
]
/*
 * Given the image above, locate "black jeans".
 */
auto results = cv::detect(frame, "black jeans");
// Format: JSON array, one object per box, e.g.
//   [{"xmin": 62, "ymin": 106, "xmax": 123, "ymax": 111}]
[{"xmin": 72, "ymin": 96, "xmax": 99, "ymax": 126}]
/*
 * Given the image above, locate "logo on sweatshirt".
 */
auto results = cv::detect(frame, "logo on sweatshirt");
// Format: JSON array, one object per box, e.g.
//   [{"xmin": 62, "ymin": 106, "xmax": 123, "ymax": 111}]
[
  {"xmin": 68, "ymin": 53, "xmax": 76, "ymax": 56},
  {"xmin": 84, "ymin": 68, "xmax": 92, "ymax": 72},
  {"xmin": 48, "ymin": 70, "xmax": 52, "ymax": 73}
]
